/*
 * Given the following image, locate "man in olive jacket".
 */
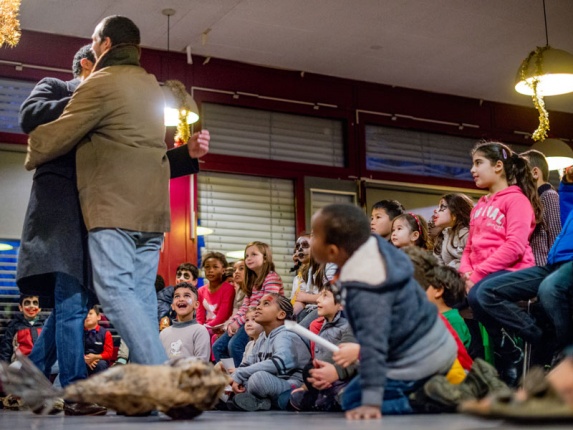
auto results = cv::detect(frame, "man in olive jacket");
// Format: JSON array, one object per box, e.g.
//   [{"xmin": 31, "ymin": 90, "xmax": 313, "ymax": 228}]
[{"xmin": 25, "ymin": 15, "xmax": 209, "ymax": 367}]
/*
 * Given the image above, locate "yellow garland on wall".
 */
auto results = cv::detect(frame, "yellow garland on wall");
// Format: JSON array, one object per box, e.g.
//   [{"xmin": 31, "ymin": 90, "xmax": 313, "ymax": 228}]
[
  {"xmin": 0, "ymin": 0, "xmax": 22, "ymax": 47},
  {"xmin": 520, "ymin": 46, "xmax": 550, "ymax": 141},
  {"xmin": 165, "ymin": 80, "xmax": 191, "ymax": 145}
]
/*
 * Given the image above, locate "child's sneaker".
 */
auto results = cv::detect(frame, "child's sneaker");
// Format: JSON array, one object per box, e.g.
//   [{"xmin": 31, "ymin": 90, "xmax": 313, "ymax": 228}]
[{"xmin": 229, "ymin": 393, "xmax": 271, "ymax": 412}]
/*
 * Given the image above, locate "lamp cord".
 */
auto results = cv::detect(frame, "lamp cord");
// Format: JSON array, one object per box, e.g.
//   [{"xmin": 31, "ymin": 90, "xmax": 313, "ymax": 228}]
[
  {"xmin": 542, "ymin": 0, "xmax": 549, "ymax": 46},
  {"xmin": 167, "ymin": 14, "xmax": 171, "ymax": 52}
]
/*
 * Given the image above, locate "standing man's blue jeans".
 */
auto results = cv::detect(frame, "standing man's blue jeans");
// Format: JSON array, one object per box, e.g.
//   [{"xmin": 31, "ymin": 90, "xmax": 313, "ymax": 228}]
[
  {"xmin": 88, "ymin": 228, "xmax": 168, "ymax": 365},
  {"xmin": 212, "ymin": 325, "xmax": 250, "ymax": 367},
  {"xmin": 341, "ymin": 375, "xmax": 427, "ymax": 415},
  {"xmin": 29, "ymin": 272, "xmax": 89, "ymax": 387}
]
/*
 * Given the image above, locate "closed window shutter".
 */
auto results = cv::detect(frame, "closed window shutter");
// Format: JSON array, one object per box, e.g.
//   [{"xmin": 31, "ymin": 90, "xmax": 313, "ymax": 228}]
[
  {"xmin": 366, "ymin": 125, "xmax": 478, "ymax": 181},
  {"xmin": 310, "ymin": 189, "xmax": 357, "ymax": 216},
  {"xmin": 0, "ymin": 78, "xmax": 36, "ymax": 134},
  {"xmin": 198, "ymin": 172, "xmax": 296, "ymax": 292},
  {"xmin": 202, "ymin": 103, "xmax": 345, "ymax": 167}
]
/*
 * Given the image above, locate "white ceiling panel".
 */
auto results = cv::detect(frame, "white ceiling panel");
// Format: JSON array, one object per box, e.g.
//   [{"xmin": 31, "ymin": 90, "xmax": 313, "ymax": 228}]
[{"xmin": 14, "ymin": 0, "xmax": 573, "ymax": 113}]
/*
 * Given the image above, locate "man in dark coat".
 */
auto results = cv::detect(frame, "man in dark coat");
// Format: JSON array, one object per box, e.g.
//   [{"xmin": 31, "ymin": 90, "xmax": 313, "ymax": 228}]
[{"xmin": 17, "ymin": 45, "xmax": 97, "ymax": 392}]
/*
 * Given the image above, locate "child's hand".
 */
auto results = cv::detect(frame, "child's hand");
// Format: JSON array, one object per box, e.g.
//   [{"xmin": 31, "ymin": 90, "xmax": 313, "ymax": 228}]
[
  {"xmin": 333, "ymin": 342, "xmax": 360, "ymax": 368},
  {"xmin": 227, "ymin": 322, "xmax": 239, "ymax": 336},
  {"xmin": 308, "ymin": 359, "xmax": 338, "ymax": 390},
  {"xmin": 465, "ymin": 279, "xmax": 475, "ymax": 292},
  {"xmin": 231, "ymin": 380, "xmax": 245, "ymax": 394},
  {"xmin": 187, "ymin": 130, "xmax": 210, "ymax": 159},
  {"xmin": 346, "ymin": 405, "xmax": 382, "ymax": 420}
]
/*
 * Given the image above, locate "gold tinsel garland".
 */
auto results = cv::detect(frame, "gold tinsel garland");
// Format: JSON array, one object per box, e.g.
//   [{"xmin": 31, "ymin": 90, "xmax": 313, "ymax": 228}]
[
  {"xmin": 165, "ymin": 80, "xmax": 191, "ymax": 145},
  {"xmin": 520, "ymin": 46, "xmax": 550, "ymax": 141},
  {"xmin": 0, "ymin": 0, "xmax": 22, "ymax": 47}
]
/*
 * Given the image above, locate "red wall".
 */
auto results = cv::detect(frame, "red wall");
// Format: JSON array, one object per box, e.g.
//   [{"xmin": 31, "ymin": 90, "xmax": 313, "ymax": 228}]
[{"xmin": 2, "ymin": 30, "xmax": 573, "ymax": 282}]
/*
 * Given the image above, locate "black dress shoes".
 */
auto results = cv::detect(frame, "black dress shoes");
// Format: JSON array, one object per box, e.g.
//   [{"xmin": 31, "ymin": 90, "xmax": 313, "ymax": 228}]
[{"xmin": 63, "ymin": 401, "xmax": 108, "ymax": 416}]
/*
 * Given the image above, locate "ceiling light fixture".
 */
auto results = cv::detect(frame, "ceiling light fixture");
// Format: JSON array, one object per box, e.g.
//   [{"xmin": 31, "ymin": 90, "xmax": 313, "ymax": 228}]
[
  {"xmin": 531, "ymin": 138, "xmax": 573, "ymax": 171},
  {"xmin": 161, "ymin": 8, "xmax": 199, "ymax": 144},
  {"xmin": 515, "ymin": 0, "xmax": 573, "ymax": 141}
]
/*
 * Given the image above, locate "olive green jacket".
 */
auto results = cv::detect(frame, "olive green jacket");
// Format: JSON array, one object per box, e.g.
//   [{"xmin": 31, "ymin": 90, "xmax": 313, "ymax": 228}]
[{"xmin": 26, "ymin": 45, "xmax": 170, "ymax": 233}]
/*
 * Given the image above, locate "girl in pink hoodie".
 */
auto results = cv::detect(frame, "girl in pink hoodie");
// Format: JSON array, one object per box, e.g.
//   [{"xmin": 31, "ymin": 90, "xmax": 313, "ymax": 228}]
[{"xmin": 462, "ymin": 141, "xmax": 543, "ymax": 385}]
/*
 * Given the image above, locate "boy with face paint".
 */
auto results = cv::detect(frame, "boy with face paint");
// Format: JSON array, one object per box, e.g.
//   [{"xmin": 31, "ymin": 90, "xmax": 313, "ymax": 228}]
[
  {"xmin": 0, "ymin": 296, "xmax": 44, "ymax": 363},
  {"xmin": 228, "ymin": 293, "xmax": 311, "ymax": 411},
  {"xmin": 159, "ymin": 283, "xmax": 211, "ymax": 362}
]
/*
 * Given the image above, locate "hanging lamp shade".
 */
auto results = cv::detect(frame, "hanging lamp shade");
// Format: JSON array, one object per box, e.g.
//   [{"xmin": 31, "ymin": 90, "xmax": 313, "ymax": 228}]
[
  {"xmin": 515, "ymin": 47, "xmax": 573, "ymax": 96},
  {"xmin": 531, "ymin": 138, "xmax": 573, "ymax": 170},
  {"xmin": 161, "ymin": 85, "xmax": 200, "ymax": 126}
]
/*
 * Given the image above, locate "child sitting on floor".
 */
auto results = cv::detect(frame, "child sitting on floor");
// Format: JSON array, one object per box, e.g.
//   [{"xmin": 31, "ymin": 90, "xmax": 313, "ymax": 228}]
[
  {"xmin": 310, "ymin": 203, "xmax": 456, "ymax": 420},
  {"xmin": 159, "ymin": 282, "xmax": 211, "ymax": 362},
  {"xmin": 228, "ymin": 294, "xmax": 311, "ymax": 411},
  {"xmin": 83, "ymin": 306, "xmax": 114, "ymax": 376},
  {"xmin": 240, "ymin": 307, "xmax": 264, "ymax": 365},
  {"xmin": 289, "ymin": 284, "xmax": 357, "ymax": 411}
]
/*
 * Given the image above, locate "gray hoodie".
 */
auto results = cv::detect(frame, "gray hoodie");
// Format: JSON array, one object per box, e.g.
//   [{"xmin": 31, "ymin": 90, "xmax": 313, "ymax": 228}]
[
  {"xmin": 232, "ymin": 325, "xmax": 311, "ymax": 386},
  {"xmin": 340, "ymin": 236, "xmax": 457, "ymax": 407}
]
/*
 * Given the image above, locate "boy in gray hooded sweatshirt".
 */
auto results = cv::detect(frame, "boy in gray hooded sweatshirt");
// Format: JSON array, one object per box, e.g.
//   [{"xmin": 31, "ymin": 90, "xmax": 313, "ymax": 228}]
[
  {"xmin": 229, "ymin": 294, "xmax": 311, "ymax": 411},
  {"xmin": 310, "ymin": 203, "xmax": 456, "ymax": 420}
]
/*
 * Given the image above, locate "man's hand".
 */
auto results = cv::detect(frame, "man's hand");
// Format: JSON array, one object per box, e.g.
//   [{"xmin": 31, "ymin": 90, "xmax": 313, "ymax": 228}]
[
  {"xmin": 346, "ymin": 405, "xmax": 382, "ymax": 420},
  {"xmin": 332, "ymin": 342, "xmax": 360, "ymax": 368},
  {"xmin": 187, "ymin": 130, "xmax": 210, "ymax": 159},
  {"xmin": 308, "ymin": 359, "xmax": 338, "ymax": 390},
  {"xmin": 231, "ymin": 380, "xmax": 246, "ymax": 394}
]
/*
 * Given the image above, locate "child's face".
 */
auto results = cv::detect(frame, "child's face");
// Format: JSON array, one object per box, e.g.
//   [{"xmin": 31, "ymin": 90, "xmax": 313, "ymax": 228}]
[
  {"xmin": 171, "ymin": 287, "xmax": 199, "ymax": 320},
  {"xmin": 370, "ymin": 208, "xmax": 393, "ymax": 238},
  {"xmin": 254, "ymin": 294, "xmax": 284, "ymax": 325},
  {"xmin": 203, "ymin": 258, "xmax": 225, "ymax": 284},
  {"xmin": 233, "ymin": 260, "xmax": 245, "ymax": 285},
  {"xmin": 293, "ymin": 236, "xmax": 311, "ymax": 265},
  {"xmin": 470, "ymin": 151, "xmax": 500, "ymax": 190},
  {"xmin": 425, "ymin": 285, "xmax": 443, "ymax": 306},
  {"xmin": 244, "ymin": 312, "xmax": 264, "ymax": 339},
  {"xmin": 432, "ymin": 199, "xmax": 453, "ymax": 229},
  {"xmin": 245, "ymin": 246, "xmax": 264, "ymax": 272},
  {"xmin": 19, "ymin": 297, "xmax": 41, "ymax": 320},
  {"xmin": 391, "ymin": 218, "xmax": 419, "ymax": 248},
  {"xmin": 316, "ymin": 290, "xmax": 341, "ymax": 320},
  {"xmin": 176, "ymin": 269, "xmax": 197, "ymax": 286},
  {"xmin": 84, "ymin": 309, "xmax": 100, "ymax": 328}
]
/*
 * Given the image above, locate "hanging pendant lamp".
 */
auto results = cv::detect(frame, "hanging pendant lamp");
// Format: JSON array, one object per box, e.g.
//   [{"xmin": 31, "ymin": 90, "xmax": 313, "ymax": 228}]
[{"xmin": 161, "ymin": 8, "xmax": 199, "ymax": 143}]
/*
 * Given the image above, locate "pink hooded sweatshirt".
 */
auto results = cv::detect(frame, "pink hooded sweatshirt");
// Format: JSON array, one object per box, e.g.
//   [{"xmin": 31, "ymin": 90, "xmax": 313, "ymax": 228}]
[{"xmin": 459, "ymin": 185, "xmax": 536, "ymax": 284}]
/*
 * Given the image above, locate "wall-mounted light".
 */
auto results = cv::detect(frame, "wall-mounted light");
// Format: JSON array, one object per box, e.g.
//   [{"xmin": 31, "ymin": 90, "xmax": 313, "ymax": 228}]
[
  {"xmin": 226, "ymin": 250, "xmax": 244, "ymax": 260},
  {"xmin": 0, "ymin": 243, "xmax": 14, "ymax": 251},
  {"xmin": 196, "ymin": 226, "xmax": 214, "ymax": 236}
]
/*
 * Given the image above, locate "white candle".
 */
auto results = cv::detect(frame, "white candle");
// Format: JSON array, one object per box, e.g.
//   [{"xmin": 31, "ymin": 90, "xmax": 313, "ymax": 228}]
[{"xmin": 284, "ymin": 320, "xmax": 340, "ymax": 352}]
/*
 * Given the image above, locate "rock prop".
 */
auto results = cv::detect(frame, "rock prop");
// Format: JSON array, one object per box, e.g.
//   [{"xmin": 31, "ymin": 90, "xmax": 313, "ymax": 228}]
[{"xmin": 0, "ymin": 351, "xmax": 230, "ymax": 419}]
